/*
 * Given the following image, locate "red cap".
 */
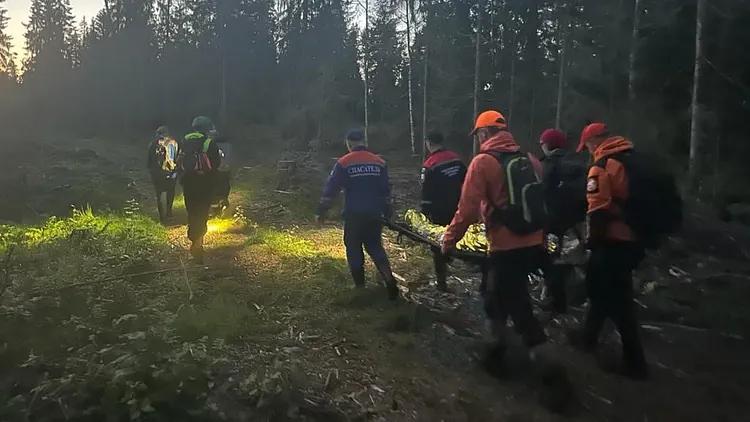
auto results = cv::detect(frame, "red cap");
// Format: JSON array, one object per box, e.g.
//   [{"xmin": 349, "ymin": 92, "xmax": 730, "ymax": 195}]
[
  {"xmin": 577, "ymin": 123, "xmax": 609, "ymax": 152},
  {"xmin": 539, "ymin": 129, "xmax": 567, "ymax": 149},
  {"xmin": 470, "ymin": 110, "xmax": 507, "ymax": 135}
]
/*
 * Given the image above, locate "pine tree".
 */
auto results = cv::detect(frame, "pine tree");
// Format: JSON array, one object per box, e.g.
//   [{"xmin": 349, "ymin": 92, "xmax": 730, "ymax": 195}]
[
  {"xmin": 23, "ymin": 0, "xmax": 75, "ymax": 74},
  {"xmin": 0, "ymin": 0, "xmax": 15, "ymax": 77},
  {"xmin": 365, "ymin": 0, "xmax": 404, "ymax": 122}
]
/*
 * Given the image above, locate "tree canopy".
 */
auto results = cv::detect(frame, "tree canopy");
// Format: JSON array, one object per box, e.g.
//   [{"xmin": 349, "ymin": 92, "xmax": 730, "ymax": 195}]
[{"xmin": 1, "ymin": 0, "xmax": 749, "ymax": 197}]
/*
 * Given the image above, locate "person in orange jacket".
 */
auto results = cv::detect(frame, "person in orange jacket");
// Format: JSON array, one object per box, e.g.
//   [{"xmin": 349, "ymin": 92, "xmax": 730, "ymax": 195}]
[
  {"xmin": 441, "ymin": 110, "xmax": 550, "ymax": 368},
  {"xmin": 571, "ymin": 122, "xmax": 648, "ymax": 380}
]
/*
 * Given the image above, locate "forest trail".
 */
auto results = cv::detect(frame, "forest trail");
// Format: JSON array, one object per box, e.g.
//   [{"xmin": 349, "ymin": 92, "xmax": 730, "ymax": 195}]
[{"xmin": 2, "ymin": 137, "xmax": 750, "ymax": 421}]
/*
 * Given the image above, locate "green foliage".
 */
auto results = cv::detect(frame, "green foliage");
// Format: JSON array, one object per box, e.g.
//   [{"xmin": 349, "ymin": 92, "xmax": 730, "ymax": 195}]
[
  {"xmin": 246, "ymin": 226, "xmax": 318, "ymax": 258},
  {"xmin": 1, "ymin": 206, "xmax": 165, "ymax": 255},
  {"xmin": 0, "ymin": 203, "xmax": 329, "ymax": 420}
]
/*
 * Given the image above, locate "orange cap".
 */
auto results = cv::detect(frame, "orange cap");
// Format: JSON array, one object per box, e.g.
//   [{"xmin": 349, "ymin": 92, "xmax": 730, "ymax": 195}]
[
  {"xmin": 577, "ymin": 122, "xmax": 609, "ymax": 152},
  {"xmin": 470, "ymin": 110, "xmax": 507, "ymax": 135}
]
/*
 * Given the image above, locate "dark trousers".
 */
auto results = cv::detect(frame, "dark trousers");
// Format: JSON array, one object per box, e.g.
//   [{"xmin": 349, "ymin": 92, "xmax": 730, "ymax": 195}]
[
  {"xmin": 182, "ymin": 176, "xmax": 214, "ymax": 242},
  {"xmin": 432, "ymin": 249, "xmax": 449, "ymax": 289},
  {"xmin": 544, "ymin": 258, "xmax": 572, "ymax": 314},
  {"xmin": 343, "ymin": 215, "xmax": 393, "ymax": 285},
  {"xmin": 584, "ymin": 242, "xmax": 646, "ymax": 370},
  {"xmin": 484, "ymin": 247, "xmax": 547, "ymax": 348},
  {"xmin": 152, "ymin": 174, "xmax": 177, "ymax": 222}
]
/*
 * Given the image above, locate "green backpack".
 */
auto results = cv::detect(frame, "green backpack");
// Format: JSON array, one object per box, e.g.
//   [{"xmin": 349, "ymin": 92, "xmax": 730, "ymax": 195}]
[{"xmin": 484, "ymin": 151, "xmax": 548, "ymax": 235}]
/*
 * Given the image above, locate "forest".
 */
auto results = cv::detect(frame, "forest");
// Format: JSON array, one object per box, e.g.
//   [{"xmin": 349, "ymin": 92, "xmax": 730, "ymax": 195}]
[
  {"xmin": 2, "ymin": 0, "xmax": 750, "ymax": 421},
  {"xmin": 1, "ymin": 0, "xmax": 749, "ymax": 200}
]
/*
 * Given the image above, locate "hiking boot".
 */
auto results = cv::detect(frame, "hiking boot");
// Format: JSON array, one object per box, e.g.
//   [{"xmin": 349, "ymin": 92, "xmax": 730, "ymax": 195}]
[
  {"xmin": 374, "ymin": 262, "xmax": 399, "ymax": 300},
  {"xmin": 537, "ymin": 360, "xmax": 574, "ymax": 414},
  {"xmin": 386, "ymin": 281, "xmax": 399, "ymax": 300},
  {"xmin": 481, "ymin": 343, "xmax": 508, "ymax": 377},
  {"xmin": 352, "ymin": 270, "xmax": 366, "ymax": 288},
  {"xmin": 606, "ymin": 361, "xmax": 649, "ymax": 381},
  {"xmin": 190, "ymin": 237, "xmax": 205, "ymax": 264}
]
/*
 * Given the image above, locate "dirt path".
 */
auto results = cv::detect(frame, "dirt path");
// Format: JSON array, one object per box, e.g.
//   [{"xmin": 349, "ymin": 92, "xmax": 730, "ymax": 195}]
[
  {"xmin": 6, "ymin": 137, "xmax": 750, "ymax": 421},
  {"xmin": 155, "ymin": 147, "xmax": 750, "ymax": 421}
]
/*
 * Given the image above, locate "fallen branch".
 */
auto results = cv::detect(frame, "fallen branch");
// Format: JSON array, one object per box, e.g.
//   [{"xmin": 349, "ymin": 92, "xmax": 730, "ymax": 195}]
[
  {"xmin": 698, "ymin": 272, "xmax": 750, "ymax": 283},
  {"xmin": 179, "ymin": 256, "xmax": 194, "ymax": 303},
  {"xmin": 643, "ymin": 321, "xmax": 708, "ymax": 332}
]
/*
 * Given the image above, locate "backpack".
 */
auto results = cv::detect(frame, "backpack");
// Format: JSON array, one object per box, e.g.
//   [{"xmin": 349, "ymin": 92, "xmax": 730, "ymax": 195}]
[
  {"xmin": 155, "ymin": 137, "xmax": 178, "ymax": 173},
  {"xmin": 595, "ymin": 151, "xmax": 682, "ymax": 249},
  {"xmin": 549, "ymin": 153, "xmax": 588, "ymax": 230},
  {"xmin": 180, "ymin": 134, "xmax": 213, "ymax": 175},
  {"xmin": 485, "ymin": 151, "xmax": 548, "ymax": 234}
]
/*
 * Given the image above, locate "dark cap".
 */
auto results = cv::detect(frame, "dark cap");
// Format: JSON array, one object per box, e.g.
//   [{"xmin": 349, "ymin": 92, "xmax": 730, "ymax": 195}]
[
  {"xmin": 346, "ymin": 128, "xmax": 365, "ymax": 142},
  {"xmin": 426, "ymin": 131, "xmax": 444, "ymax": 145}
]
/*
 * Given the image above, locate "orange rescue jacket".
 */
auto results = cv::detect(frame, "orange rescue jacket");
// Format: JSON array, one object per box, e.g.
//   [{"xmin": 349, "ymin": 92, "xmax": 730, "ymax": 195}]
[
  {"xmin": 586, "ymin": 136, "xmax": 636, "ymax": 243},
  {"xmin": 443, "ymin": 131, "xmax": 544, "ymax": 252}
]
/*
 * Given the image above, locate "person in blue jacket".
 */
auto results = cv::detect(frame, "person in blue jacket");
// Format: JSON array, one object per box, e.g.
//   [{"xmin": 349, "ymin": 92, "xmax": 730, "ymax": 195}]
[{"xmin": 316, "ymin": 129, "xmax": 399, "ymax": 300}]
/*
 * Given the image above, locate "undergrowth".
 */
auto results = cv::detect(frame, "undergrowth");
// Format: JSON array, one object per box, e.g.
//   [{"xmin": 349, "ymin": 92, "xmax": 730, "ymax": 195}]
[{"xmin": 0, "ymin": 207, "xmax": 300, "ymax": 421}]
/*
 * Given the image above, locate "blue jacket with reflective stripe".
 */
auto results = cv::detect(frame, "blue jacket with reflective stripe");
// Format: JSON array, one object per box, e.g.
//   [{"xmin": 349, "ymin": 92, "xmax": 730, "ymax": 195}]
[{"xmin": 317, "ymin": 146, "xmax": 391, "ymax": 219}]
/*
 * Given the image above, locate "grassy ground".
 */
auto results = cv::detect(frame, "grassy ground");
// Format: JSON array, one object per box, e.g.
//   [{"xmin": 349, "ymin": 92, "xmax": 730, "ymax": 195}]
[{"xmin": 1, "ymin": 137, "xmax": 750, "ymax": 421}]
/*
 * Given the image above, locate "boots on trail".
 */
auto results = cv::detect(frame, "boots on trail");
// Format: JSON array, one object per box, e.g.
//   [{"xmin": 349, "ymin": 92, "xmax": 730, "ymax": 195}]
[{"xmin": 190, "ymin": 236, "xmax": 205, "ymax": 264}]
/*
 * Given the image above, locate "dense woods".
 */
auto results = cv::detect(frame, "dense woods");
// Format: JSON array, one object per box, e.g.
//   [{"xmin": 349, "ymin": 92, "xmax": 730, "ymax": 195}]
[{"xmin": 1, "ymin": 0, "xmax": 749, "ymax": 198}]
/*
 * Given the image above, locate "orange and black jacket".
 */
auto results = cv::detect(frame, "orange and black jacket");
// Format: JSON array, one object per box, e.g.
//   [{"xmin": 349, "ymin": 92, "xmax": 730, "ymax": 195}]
[
  {"xmin": 421, "ymin": 149, "xmax": 467, "ymax": 226},
  {"xmin": 587, "ymin": 136, "xmax": 636, "ymax": 244},
  {"xmin": 317, "ymin": 146, "xmax": 391, "ymax": 219}
]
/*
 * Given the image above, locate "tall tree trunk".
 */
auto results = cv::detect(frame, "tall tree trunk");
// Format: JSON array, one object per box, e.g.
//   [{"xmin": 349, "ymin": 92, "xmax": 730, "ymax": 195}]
[
  {"xmin": 472, "ymin": 8, "xmax": 481, "ymax": 156},
  {"xmin": 627, "ymin": 0, "xmax": 641, "ymax": 130},
  {"xmin": 422, "ymin": 47, "xmax": 428, "ymax": 162},
  {"xmin": 688, "ymin": 0, "xmax": 706, "ymax": 194},
  {"xmin": 528, "ymin": 85, "xmax": 536, "ymax": 142},
  {"xmin": 508, "ymin": 47, "xmax": 516, "ymax": 125},
  {"xmin": 220, "ymin": 54, "xmax": 227, "ymax": 126},
  {"xmin": 218, "ymin": 2, "xmax": 228, "ymax": 127},
  {"xmin": 166, "ymin": 0, "xmax": 172, "ymax": 43},
  {"xmin": 554, "ymin": 2, "xmax": 567, "ymax": 129},
  {"xmin": 364, "ymin": 0, "xmax": 370, "ymax": 146},
  {"xmin": 406, "ymin": 0, "xmax": 415, "ymax": 155}
]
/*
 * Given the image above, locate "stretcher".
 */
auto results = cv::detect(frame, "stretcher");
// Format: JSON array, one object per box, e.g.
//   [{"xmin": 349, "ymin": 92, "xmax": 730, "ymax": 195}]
[{"xmin": 381, "ymin": 219, "xmax": 488, "ymax": 264}]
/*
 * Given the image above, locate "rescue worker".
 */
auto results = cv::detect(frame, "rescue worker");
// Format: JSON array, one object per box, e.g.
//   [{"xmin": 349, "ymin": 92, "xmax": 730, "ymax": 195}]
[
  {"xmin": 147, "ymin": 125, "xmax": 179, "ymax": 223},
  {"xmin": 571, "ymin": 122, "xmax": 649, "ymax": 380},
  {"xmin": 316, "ymin": 129, "xmax": 399, "ymax": 300},
  {"xmin": 179, "ymin": 116, "xmax": 221, "ymax": 263},
  {"xmin": 420, "ymin": 131, "xmax": 467, "ymax": 291},
  {"xmin": 539, "ymin": 128, "xmax": 587, "ymax": 314},
  {"xmin": 441, "ymin": 110, "xmax": 550, "ymax": 368}
]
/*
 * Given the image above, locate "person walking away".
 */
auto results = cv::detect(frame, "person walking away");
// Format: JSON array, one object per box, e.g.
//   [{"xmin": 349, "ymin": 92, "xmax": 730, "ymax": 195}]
[
  {"xmin": 539, "ymin": 128, "xmax": 588, "ymax": 314},
  {"xmin": 570, "ymin": 122, "xmax": 680, "ymax": 380},
  {"xmin": 147, "ymin": 126, "xmax": 179, "ymax": 223},
  {"xmin": 316, "ymin": 129, "xmax": 399, "ymax": 300},
  {"xmin": 441, "ymin": 110, "xmax": 553, "ymax": 370},
  {"xmin": 179, "ymin": 116, "xmax": 221, "ymax": 263},
  {"xmin": 421, "ymin": 131, "xmax": 467, "ymax": 291}
]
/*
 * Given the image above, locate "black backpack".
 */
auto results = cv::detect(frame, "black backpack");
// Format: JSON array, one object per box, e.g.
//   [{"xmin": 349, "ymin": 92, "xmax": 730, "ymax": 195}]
[
  {"xmin": 485, "ymin": 151, "xmax": 548, "ymax": 234},
  {"xmin": 180, "ymin": 133, "xmax": 214, "ymax": 176},
  {"xmin": 549, "ymin": 153, "xmax": 588, "ymax": 230},
  {"xmin": 595, "ymin": 151, "xmax": 682, "ymax": 249}
]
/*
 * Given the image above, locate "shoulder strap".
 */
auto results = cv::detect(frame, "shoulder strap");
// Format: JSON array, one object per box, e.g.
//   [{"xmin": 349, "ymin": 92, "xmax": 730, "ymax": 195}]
[
  {"xmin": 202, "ymin": 138, "xmax": 212, "ymax": 153},
  {"xmin": 593, "ymin": 151, "xmax": 631, "ymax": 170}
]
